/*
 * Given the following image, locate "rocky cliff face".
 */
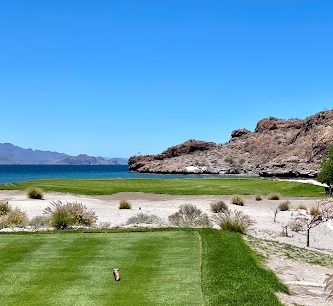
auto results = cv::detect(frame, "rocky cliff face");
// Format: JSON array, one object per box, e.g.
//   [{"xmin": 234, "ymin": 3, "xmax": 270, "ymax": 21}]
[{"xmin": 128, "ymin": 110, "xmax": 333, "ymax": 177}]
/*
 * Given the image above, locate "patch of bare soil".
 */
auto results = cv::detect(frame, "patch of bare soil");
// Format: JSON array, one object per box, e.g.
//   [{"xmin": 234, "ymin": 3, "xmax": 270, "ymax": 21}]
[{"xmin": 246, "ymin": 237, "xmax": 333, "ymax": 306}]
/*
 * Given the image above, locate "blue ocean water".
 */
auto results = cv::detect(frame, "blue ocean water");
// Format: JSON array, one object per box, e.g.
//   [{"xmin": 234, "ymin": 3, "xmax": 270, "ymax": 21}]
[{"xmin": 0, "ymin": 165, "xmax": 224, "ymax": 184}]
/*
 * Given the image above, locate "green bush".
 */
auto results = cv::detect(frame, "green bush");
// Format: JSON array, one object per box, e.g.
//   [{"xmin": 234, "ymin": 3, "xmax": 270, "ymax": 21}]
[
  {"xmin": 27, "ymin": 188, "xmax": 44, "ymax": 199},
  {"xmin": 29, "ymin": 215, "xmax": 50, "ymax": 228},
  {"xmin": 44, "ymin": 200, "xmax": 97, "ymax": 229},
  {"xmin": 119, "ymin": 200, "xmax": 132, "ymax": 209},
  {"xmin": 210, "ymin": 201, "xmax": 228, "ymax": 213},
  {"xmin": 217, "ymin": 210, "xmax": 254, "ymax": 234},
  {"xmin": 268, "ymin": 193, "xmax": 280, "ymax": 200},
  {"xmin": 127, "ymin": 213, "xmax": 161, "ymax": 225},
  {"xmin": 0, "ymin": 208, "xmax": 28, "ymax": 228},
  {"xmin": 278, "ymin": 201, "xmax": 290, "ymax": 211},
  {"xmin": 168, "ymin": 204, "xmax": 210, "ymax": 228},
  {"xmin": 49, "ymin": 209, "xmax": 73, "ymax": 230},
  {"xmin": 0, "ymin": 201, "xmax": 12, "ymax": 216},
  {"xmin": 255, "ymin": 194, "xmax": 263, "ymax": 201},
  {"xmin": 231, "ymin": 196, "xmax": 245, "ymax": 206}
]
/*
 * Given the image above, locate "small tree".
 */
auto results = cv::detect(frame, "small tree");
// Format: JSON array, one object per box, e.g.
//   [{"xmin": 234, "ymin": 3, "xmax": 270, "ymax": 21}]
[
  {"xmin": 271, "ymin": 203, "xmax": 279, "ymax": 222},
  {"xmin": 291, "ymin": 198, "xmax": 333, "ymax": 247},
  {"xmin": 317, "ymin": 145, "xmax": 333, "ymax": 195}
]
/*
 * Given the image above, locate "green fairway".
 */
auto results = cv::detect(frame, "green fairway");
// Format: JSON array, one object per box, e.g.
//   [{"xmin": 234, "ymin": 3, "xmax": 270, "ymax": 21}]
[
  {"xmin": 0, "ymin": 177, "xmax": 325, "ymax": 197},
  {"xmin": 0, "ymin": 229, "xmax": 287, "ymax": 306}
]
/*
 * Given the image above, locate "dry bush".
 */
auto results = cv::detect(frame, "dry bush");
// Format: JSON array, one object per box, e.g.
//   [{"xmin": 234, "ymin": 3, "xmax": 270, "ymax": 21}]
[
  {"xmin": 0, "ymin": 201, "xmax": 11, "ymax": 216},
  {"xmin": 288, "ymin": 219, "xmax": 304, "ymax": 232},
  {"xmin": 268, "ymin": 193, "xmax": 280, "ymax": 200},
  {"xmin": 297, "ymin": 204, "xmax": 307, "ymax": 210},
  {"xmin": 0, "ymin": 208, "xmax": 28, "ymax": 228},
  {"xmin": 127, "ymin": 213, "xmax": 162, "ymax": 225},
  {"xmin": 309, "ymin": 206, "xmax": 320, "ymax": 216},
  {"xmin": 231, "ymin": 196, "xmax": 245, "ymax": 206},
  {"xmin": 29, "ymin": 215, "xmax": 50, "ymax": 228},
  {"xmin": 168, "ymin": 204, "xmax": 210, "ymax": 228},
  {"xmin": 255, "ymin": 194, "xmax": 263, "ymax": 201},
  {"xmin": 278, "ymin": 201, "xmax": 291, "ymax": 211},
  {"xmin": 118, "ymin": 200, "xmax": 132, "ymax": 209},
  {"xmin": 27, "ymin": 188, "xmax": 44, "ymax": 199},
  {"xmin": 215, "ymin": 210, "xmax": 254, "ymax": 234},
  {"xmin": 44, "ymin": 201, "xmax": 97, "ymax": 229},
  {"xmin": 291, "ymin": 198, "xmax": 333, "ymax": 247},
  {"xmin": 210, "ymin": 201, "xmax": 228, "ymax": 213},
  {"xmin": 99, "ymin": 222, "xmax": 111, "ymax": 228}
]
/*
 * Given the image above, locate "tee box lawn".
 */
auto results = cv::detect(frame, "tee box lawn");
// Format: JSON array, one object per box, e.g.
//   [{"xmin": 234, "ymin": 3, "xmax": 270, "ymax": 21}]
[{"xmin": 0, "ymin": 229, "xmax": 288, "ymax": 306}]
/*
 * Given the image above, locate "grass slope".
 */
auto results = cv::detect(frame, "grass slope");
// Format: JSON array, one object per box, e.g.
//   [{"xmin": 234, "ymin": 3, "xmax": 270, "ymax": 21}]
[
  {"xmin": 0, "ymin": 177, "xmax": 324, "ymax": 197},
  {"xmin": 0, "ymin": 229, "xmax": 287, "ymax": 306},
  {"xmin": 201, "ymin": 229, "xmax": 288, "ymax": 305}
]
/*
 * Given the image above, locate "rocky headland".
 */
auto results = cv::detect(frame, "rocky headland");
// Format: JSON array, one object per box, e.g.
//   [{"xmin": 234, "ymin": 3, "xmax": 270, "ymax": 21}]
[{"xmin": 129, "ymin": 110, "xmax": 333, "ymax": 178}]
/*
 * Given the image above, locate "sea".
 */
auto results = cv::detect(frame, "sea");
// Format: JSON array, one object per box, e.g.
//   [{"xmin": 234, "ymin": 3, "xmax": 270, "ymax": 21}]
[{"xmin": 0, "ymin": 165, "xmax": 225, "ymax": 185}]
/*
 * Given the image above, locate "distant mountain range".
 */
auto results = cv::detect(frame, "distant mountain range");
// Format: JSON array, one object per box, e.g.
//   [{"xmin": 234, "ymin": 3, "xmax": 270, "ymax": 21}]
[{"xmin": 0, "ymin": 143, "xmax": 128, "ymax": 165}]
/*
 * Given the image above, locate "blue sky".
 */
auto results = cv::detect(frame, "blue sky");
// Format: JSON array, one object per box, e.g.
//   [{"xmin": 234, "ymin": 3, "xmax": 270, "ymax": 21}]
[{"xmin": 0, "ymin": 0, "xmax": 332, "ymax": 157}]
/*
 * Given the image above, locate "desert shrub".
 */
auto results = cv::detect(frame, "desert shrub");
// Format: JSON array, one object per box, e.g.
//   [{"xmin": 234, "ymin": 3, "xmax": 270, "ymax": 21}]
[
  {"xmin": 27, "ymin": 188, "xmax": 44, "ymax": 199},
  {"xmin": 0, "ymin": 201, "xmax": 11, "ymax": 216},
  {"xmin": 118, "ymin": 200, "xmax": 132, "ymax": 209},
  {"xmin": 44, "ymin": 201, "xmax": 97, "ymax": 229},
  {"xmin": 29, "ymin": 215, "xmax": 50, "ymax": 228},
  {"xmin": 64, "ymin": 202, "xmax": 97, "ymax": 226},
  {"xmin": 255, "ymin": 194, "xmax": 263, "ymax": 201},
  {"xmin": 297, "ymin": 204, "xmax": 307, "ymax": 210},
  {"xmin": 288, "ymin": 219, "xmax": 304, "ymax": 232},
  {"xmin": 268, "ymin": 193, "xmax": 280, "ymax": 200},
  {"xmin": 49, "ymin": 210, "xmax": 73, "ymax": 230},
  {"xmin": 127, "ymin": 213, "xmax": 161, "ymax": 225},
  {"xmin": 99, "ymin": 222, "xmax": 111, "ymax": 228},
  {"xmin": 231, "ymin": 196, "xmax": 245, "ymax": 206},
  {"xmin": 216, "ymin": 210, "xmax": 254, "ymax": 234},
  {"xmin": 309, "ymin": 206, "xmax": 320, "ymax": 216},
  {"xmin": 168, "ymin": 204, "xmax": 210, "ymax": 228},
  {"xmin": 210, "ymin": 201, "xmax": 228, "ymax": 213},
  {"xmin": 0, "ymin": 208, "xmax": 28, "ymax": 228},
  {"xmin": 278, "ymin": 201, "xmax": 290, "ymax": 211}
]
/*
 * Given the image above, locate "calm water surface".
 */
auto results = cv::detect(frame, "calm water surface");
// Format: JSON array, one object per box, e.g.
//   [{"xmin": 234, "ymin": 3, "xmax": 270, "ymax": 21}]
[{"xmin": 0, "ymin": 165, "xmax": 227, "ymax": 184}]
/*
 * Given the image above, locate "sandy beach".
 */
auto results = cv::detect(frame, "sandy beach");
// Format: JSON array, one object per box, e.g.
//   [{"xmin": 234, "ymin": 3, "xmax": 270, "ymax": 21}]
[{"xmin": 1, "ymin": 190, "xmax": 331, "ymax": 250}]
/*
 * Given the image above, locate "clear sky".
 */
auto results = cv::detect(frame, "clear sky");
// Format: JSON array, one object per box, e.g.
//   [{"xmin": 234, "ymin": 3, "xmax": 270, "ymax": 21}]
[{"xmin": 0, "ymin": 0, "xmax": 332, "ymax": 158}]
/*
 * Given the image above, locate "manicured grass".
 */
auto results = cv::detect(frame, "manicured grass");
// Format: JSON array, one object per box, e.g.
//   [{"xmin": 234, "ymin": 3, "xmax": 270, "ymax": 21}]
[
  {"xmin": 201, "ymin": 229, "xmax": 288, "ymax": 305},
  {"xmin": 0, "ymin": 230, "xmax": 202, "ymax": 306},
  {"xmin": 0, "ymin": 229, "xmax": 287, "ymax": 305},
  {"xmin": 0, "ymin": 177, "xmax": 325, "ymax": 197}
]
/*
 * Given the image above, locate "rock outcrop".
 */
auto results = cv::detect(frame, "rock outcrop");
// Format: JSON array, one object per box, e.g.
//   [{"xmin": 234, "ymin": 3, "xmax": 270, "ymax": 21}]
[
  {"xmin": 231, "ymin": 128, "xmax": 251, "ymax": 138},
  {"xmin": 128, "ymin": 110, "xmax": 333, "ymax": 177}
]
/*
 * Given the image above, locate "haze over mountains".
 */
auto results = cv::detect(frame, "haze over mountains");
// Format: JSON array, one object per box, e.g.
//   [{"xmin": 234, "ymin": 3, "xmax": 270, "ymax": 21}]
[{"xmin": 0, "ymin": 143, "xmax": 127, "ymax": 165}]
